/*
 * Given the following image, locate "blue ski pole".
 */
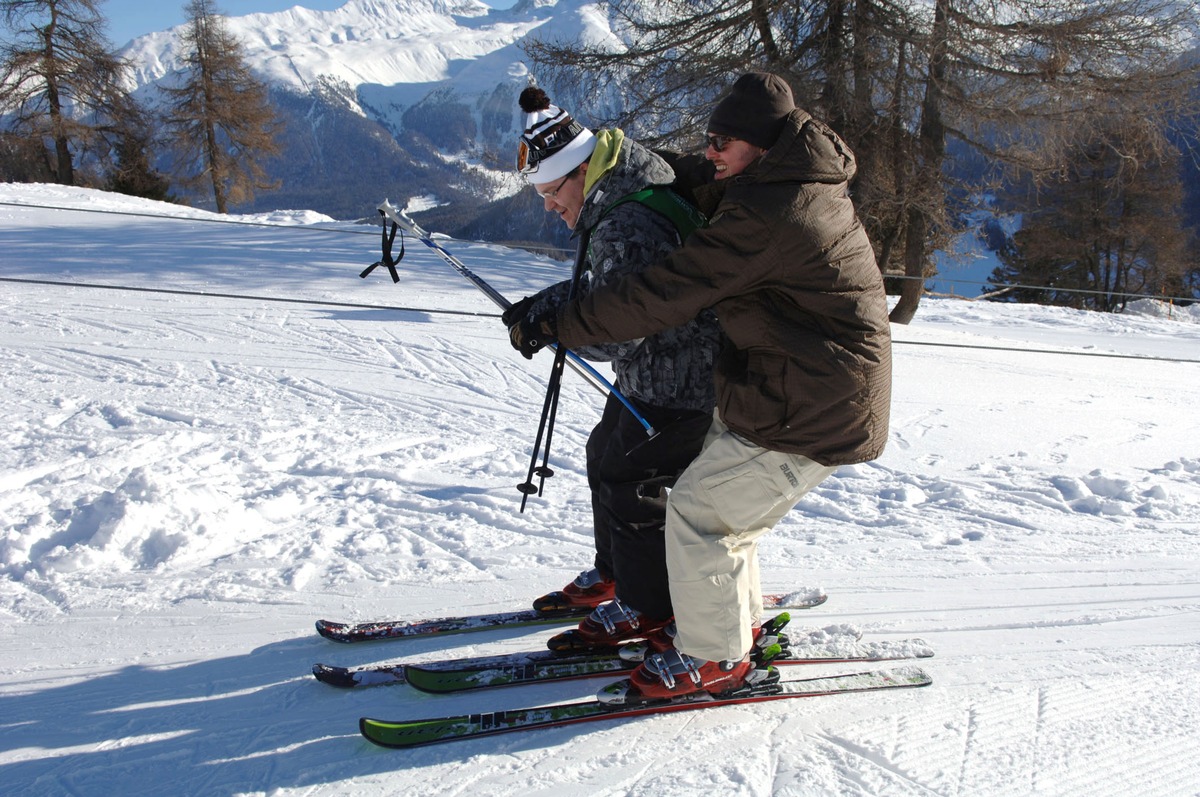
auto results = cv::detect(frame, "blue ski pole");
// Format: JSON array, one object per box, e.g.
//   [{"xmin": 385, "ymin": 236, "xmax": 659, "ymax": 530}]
[{"xmin": 376, "ymin": 200, "xmax": 656, "ymax": 437}]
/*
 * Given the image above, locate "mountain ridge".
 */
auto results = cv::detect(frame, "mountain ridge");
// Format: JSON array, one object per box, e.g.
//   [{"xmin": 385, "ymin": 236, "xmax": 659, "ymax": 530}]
[{"xmin": 120, "ymin": 0, "xmax": 609, "ymax": 229}]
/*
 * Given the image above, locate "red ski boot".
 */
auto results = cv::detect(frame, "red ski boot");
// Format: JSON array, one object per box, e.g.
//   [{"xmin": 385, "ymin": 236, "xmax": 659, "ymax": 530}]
[
  {"xmin": 532, "ymin": 568, "xmax": 615, "ymax": 613},
  {"xmin": 627, "ymin": 648, "xmax": 754, "ymax": 699},
  {"xmin": 547, "ymin": 598, "xmax": 671, "ymax": 652}
]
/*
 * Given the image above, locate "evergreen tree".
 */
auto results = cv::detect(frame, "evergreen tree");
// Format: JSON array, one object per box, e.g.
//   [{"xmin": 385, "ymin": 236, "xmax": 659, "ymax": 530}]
[
  {"xmin": 103, "ymin": 98, "xmax": 172, "ymax": 201},
  {"xmin": 162, "ymin": 0, "xmax": 280, "ymax": 213},
  {"xmin": 0, "ymin": 130, "xmax": 53, "ymax": 180},
  {"xmin": 0, "ymin": 0, "xmax": 131, "ymax": 185}
]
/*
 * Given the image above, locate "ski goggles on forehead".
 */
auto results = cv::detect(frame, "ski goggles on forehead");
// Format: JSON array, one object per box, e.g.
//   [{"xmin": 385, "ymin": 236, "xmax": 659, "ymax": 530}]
[
  {"xmin": 516, "ymin": 139, "xmax": 539, "ymax": 174},
  {"xmin": 518, "ymin": 118, "xmax": 585, "ymax": 175}
]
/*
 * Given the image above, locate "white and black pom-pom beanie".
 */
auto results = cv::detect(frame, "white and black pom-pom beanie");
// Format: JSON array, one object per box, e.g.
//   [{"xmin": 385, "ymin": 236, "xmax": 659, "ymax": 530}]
[{"xmin": 517, "ymin": 87, "xmax": 597, "ymax": 182}]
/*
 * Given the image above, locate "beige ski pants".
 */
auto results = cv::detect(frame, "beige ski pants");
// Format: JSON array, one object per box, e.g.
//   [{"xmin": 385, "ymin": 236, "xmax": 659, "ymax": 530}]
[{"xmin": 665, "ymin": 412, "xmax": 835, "ymax": 662}]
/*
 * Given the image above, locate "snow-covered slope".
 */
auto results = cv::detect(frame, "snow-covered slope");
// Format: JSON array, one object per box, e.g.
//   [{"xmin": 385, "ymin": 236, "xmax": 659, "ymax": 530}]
[{"xmin": 2, "ymin": 184, "xmax": 1199, "ymax": 795}]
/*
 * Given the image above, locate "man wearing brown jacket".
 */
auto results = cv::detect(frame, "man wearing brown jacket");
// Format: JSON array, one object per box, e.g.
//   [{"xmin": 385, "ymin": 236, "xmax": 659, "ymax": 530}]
[{"xmin": 510, "ymin": 72, "xmax": 892, "ymax": 701}]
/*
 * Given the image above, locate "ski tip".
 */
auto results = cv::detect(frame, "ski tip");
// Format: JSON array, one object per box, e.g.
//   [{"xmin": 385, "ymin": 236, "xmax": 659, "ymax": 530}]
[
  {"xmin": 314, "ymin": 620, "xmax": 354, "ymax": 643},
  {"xmin": 359, "ymin": 717, "xmax": 404, "ymax": 748},
  {"xmin": 765, "ymin": 588, "xmax": 829, "ymax": 609},
  {"xmin": 360, "ymin": 716, "xmax": 464, "ymax": 749},
  {"xmin": 312, "ymin": 663, "xmax": 358, "ymax": 688},
  {"xmin": 884, "ymin": 665, "xmax": 935, "ymax": 687}
]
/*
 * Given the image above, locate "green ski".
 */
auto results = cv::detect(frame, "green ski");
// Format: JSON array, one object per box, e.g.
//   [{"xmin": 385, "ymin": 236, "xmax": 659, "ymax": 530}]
[{"xmin": 359, "ymin": 666, "xmax": 933, "ymax": 749}]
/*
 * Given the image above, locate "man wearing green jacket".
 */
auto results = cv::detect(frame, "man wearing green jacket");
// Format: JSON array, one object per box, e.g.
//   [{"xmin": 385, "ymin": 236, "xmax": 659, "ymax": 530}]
[
  {"xmin": 508, "ymin": 87, "xmax": 721, "ymax": 650},
  {"xmin": 511, "ymin": 73, "xmax": 892, "ymax": 700}
]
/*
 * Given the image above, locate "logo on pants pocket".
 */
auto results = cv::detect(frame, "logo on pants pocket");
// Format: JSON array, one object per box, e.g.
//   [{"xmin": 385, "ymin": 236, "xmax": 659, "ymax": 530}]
[{"xmin": 778, "ymin": 463, "xmax": 800, "ymax": 489}]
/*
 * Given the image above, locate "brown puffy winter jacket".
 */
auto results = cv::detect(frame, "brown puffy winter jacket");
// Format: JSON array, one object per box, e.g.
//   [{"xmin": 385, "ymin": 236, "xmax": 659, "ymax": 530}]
[{"xmin": 556, "ymin": 108, "xmax": 892, "ymax": 466}]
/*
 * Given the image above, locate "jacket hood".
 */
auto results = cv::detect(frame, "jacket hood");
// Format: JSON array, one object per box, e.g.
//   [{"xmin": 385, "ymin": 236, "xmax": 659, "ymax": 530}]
[
  {"xmin": 753, "ymin": 109, "xmax": 858, "ymax": 186},
  {"xmin": 689, "ymin": 109, "xmax": 858, "ymax": 216},
  {"xmin": 576, "ymin": 135, "xmax": 677, "ymax": 231}
]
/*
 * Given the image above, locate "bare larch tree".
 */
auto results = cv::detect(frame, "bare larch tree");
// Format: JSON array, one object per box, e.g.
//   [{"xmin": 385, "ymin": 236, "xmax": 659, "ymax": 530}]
[
  {"xmin": 161, "ymin": 0, "xmax": 280, "ymax": 213},
  {"xmin": 524, "ymin": 0, "xmax": 1200, "ymax": 320},
  {"xmin": 0, "ymin": 0, "xmax": 131, "ymax": 185}
]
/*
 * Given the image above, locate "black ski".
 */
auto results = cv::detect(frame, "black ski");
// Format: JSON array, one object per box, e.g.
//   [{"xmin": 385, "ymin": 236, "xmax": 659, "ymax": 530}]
[
  {"xmin": 315, "ymin": 589, "xmax": 827, "ymax": 644},
  {"xmin": 314, "ymin": 626, "xmax": 933, "ymax": 691}
]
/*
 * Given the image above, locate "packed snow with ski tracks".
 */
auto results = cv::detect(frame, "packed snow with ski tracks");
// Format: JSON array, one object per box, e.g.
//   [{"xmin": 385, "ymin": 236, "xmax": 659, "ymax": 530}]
[{"xmin": 1, "ymin": 184, "xmax": 1198, "ymax": 795}]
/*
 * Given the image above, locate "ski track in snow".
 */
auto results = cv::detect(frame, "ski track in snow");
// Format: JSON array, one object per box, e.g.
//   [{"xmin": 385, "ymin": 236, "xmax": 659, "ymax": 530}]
[{"xmin": 1, "ymin": 185, "xmax": 1199, "ymax": 796}]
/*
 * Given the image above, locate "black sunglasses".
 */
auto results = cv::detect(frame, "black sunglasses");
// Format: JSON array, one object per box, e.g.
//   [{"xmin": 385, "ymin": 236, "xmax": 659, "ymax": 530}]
[{"xmin": 706, "ymin": 134, "xmax": 738, "ymax": 152}]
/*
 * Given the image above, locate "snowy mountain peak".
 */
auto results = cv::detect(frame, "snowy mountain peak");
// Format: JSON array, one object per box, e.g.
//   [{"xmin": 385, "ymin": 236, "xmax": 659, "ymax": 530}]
[
  {"xmin": 114, "ymin": 0, "xmax": 622, "ymax": 216},
  {"xmin": 349, "ymin": 0, "xmax": 493, "ymax": 19},
  {"xmin": 123, "ymin": 0, "xmax": 529, "ymax": 88}
]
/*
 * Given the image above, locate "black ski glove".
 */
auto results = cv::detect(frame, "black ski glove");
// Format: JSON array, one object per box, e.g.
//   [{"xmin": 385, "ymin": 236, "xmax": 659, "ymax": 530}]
[
  {"xmin": 501, "ymin": 294, "xmax": 537, "ymax": 328},
  {"xmin": 509, "ymin": 312, "xmax": 557, "ymax": 359}
]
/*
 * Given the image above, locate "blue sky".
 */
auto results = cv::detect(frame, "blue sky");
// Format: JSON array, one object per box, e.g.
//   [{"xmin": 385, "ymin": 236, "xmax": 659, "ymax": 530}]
[{"xmin": 103, "ymin": 0, "xmax": 514, "ymax": 47}]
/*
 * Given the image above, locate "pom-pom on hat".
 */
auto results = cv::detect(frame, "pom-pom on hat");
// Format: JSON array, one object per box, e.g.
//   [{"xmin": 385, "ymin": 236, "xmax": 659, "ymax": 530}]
[
  {"xmin": 517, "ymin": 87, "xmax": 597, "ymax": 182},
  {"xmin": 707, "ymin": 72, "xmax": 795, "ymax": 150}
]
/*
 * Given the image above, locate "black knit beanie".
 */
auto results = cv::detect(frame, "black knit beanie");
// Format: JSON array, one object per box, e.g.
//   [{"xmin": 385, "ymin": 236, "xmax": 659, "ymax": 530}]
[{"xmin": 707, "ymin": 73, "xmax": 795, "ymax": 150}]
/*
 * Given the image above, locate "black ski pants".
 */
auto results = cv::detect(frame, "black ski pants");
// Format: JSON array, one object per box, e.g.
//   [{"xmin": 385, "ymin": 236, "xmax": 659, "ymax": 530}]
[{"xmin": 586, "ymin": 391, "xmax": 712, "ymax": 621}]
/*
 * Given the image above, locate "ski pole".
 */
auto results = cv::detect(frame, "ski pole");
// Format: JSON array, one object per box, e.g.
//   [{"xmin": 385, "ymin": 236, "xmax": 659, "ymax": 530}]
[
  {"xmin": 517, "ymin": 343, "xmax": 567, "ymax": 511},
  {"xmin": 375, "ymin": 200, "xmax": 656, "ymax": 437}
]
